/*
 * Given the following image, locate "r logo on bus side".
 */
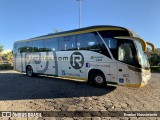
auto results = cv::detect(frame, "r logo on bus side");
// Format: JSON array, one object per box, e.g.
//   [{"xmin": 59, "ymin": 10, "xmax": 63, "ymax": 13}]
[{"xmin": 70, "ymin": 52, "xmax": 84, "ymax": 69}]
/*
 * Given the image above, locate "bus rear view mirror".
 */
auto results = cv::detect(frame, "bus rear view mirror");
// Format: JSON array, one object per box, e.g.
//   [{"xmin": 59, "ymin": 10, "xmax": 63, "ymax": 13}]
[{"xmin": 146, "ymin": 42, "xmax": 155, "ymax": 53}]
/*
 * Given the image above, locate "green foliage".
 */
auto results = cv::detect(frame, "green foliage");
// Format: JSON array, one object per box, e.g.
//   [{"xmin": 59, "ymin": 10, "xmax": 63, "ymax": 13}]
[
  {"xmin": 151, "ymin": 66, "xmax": 160, "ymax": 72},
  {"xmin": 0, "ymin": 50, "xmax": 13, "ymax": 65},
  {"xmin": 147, "ymin": 47, "xmax": 152, "ymax": 52},
  {"xmin": 0, "ymin": 44, "xmax": 3, "ymax": 52},
  {"xmin": 149, "ymin": 54, "xmax": 160, "ymax": 66},
  {"xmin": 0, "ymin": 64, "xmax": 13, "ymax": 70},
  {"xmin": 53, "ymin": 29, "xmax": 59, "ymax": 33},
  {"xmin": 155, "ymin": 49, "xmax": 160, "ymax": 55},
  {"xmin": 3, "ymin": 51, "xmax": 13, "ymax": 64},
  {"xmin": 149, "ymin": 48, "xmax": 160, "ymax": 66},
  {"xmin": 53, "ymin": 28, "xmax": 63, "ymax": 33}
]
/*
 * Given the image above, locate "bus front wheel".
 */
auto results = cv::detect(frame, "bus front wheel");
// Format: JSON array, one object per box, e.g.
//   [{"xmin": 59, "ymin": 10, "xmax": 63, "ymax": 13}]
[
  {"xmin": 90, "ymin": 72, "xmax": 106, "ymax": 87},
  {"xmin": 26, "ymin": 66, "xmax": 34, "ymax": 77}
]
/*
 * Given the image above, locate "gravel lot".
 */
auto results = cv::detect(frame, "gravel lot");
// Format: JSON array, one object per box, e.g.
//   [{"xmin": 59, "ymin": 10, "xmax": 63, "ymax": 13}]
[{"xmin": 0, "ymin": 70, "xmax": 159, "ymax": 120}]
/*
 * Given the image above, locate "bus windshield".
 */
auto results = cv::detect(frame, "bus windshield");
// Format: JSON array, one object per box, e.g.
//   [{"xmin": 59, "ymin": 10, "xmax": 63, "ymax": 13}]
[
  {"xmin": 101, "ymin": 36, "xmax": 150, "ymax": 69},
  {"xmin": 103, "ymin": 37, "xmax": 150, "ymax": 69},
  {"xmin": 134, "ymin": 40, "xmax": 150, "ymax": 69},
  {"xmin": 102, "ymin": 38, "xmax": 136, "ymax": 66}
]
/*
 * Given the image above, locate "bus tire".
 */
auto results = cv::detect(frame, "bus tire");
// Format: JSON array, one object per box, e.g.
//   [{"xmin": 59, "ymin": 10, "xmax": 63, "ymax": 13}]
[
  {"xmin": 91, "ymin": 72, "xmax": 106, "ymax": 87},
  {"xmin": 26, "ymin": 66, "xmax": 34, "ymax": 77}
]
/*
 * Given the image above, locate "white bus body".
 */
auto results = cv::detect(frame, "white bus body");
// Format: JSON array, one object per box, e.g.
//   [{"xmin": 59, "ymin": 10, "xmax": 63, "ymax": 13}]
[{"xmin": 13, "ymin": 26, "xmax": 151, "ymax": 88}]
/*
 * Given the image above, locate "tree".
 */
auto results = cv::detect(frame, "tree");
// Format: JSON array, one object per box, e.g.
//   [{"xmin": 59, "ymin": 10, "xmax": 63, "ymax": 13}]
[
  {"xmin": 53, "ymin": 28, "xmax": 63, "ymax": 33},
  {"xmin": 0, "ymin": 44, "xmax": 3, "ymax": 63},
  {"xmin": 53, "ymin": 29, "xmax": 59, "ymax": 33},
  {"xmin": 3, "ymin": 51, "xmax": 13, "ymax": 64},
  {"xmin": 0, "ymin": 44, "xmax": 3, "ymax": 52},
  {"xmin": 155, "ymin": 48, "xmax": 160, "ymax": 55},
  {"xmin": 149, "ymin": 48, "xmax": 160, "ymax": 66}
]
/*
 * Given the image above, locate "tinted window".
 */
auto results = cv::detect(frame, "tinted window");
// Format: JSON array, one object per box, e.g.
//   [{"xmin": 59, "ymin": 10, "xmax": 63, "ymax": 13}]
[
  {"xmin": 44, "ymin": 38, "xmax": 58, "ymax": 51},
  {"xmin": 59, "ymin": 36, "xmax": 77, "ymax": 51},
  {"xmin": 118, "ymin": 41, "xmax": 134, "ymax": 65},
  {"xmin": 99, "ymin": 30, "xmax": 131, "ymax": 59},
  {"xmin": 99, "ymin": 30, "xmax": 130, "ymax": 38},
  {"xmin": 32, "ymin": 40, "xmax": 44, "ymax": 52},
  {"xmin": 24, "ymin": 41, "xmax": 33, "ymax": 52},
  {"xmin": 13, "ymin": 43, "xmax": 18, "ymax": 53},
  {"xmin": 103, "ymin": 38, "xmax": 137, "ymax": 65},
  {"xmin": 15, "ymin": 42, "xmax": 25, "ymax": 53},
  {"xmin": 18, "ymin": 43, "xmax": 22, "ymax": 53},
  {"xmin": 103, "ymin": 38, "xmax": 117, "ymax": 49},
  {"xmin": 19, "ymin": 42, "xmax": 26, "ymax": 53},
  {"xmin": 77, "ymin": 32, "xmax": 101, "ymax": 50}
]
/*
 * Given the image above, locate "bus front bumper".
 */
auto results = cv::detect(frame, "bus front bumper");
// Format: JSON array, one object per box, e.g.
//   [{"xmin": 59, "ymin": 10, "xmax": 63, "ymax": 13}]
[{"xmin": 125, "ymin": 72, "xmax": 151, "ymax": 88}]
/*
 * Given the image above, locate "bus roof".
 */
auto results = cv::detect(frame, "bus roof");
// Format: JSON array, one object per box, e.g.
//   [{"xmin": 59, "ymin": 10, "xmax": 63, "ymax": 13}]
[{"xmin": 15, "ymin": 25, "xmax": 130, "ymax": 43}]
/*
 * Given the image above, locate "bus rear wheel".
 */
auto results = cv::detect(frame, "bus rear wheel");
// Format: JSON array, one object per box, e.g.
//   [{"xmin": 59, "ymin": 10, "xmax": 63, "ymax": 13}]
[
  {"xmin": 26, "ymin": 66, "xmax": 34, "ymax": 77},
  {"xmin": 90, "ymin": 72, "xmax": 106, "ymax": 87}
]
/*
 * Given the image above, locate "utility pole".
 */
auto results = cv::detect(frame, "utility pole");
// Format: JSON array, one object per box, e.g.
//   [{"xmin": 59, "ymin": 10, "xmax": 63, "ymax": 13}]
[{"xmin": 77, "ymin": 0, "xmax": 82, "ymax": 28}]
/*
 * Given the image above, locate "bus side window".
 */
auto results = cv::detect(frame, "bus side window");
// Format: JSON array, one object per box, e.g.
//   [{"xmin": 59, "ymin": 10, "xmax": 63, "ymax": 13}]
[
  {"xmin": 17, "ymin": 43, "xmax": 24, "ymax": 53},
  {"xmin": 19, "ymin": 42, "xmax": 25, "ymax": 53},
  {"xmin": 25, "ymin": 41, "xmax": 33, "ymax": 52},
  {"xmin": 77, "ymin": 32, "xmax": 101, "ymax": 51},
  {"xmin": 44, "ymin": 38, "xmax": 58, "ymax": 52},
  {"xmin": 13, "ymin": 43, "xmax": 18, "ymax": 54},
  {"xmin": 59, "ymin": 36, "xmax": 77, "ymax": 51},
  {"xmin": 32, "ymin": 40, "xmax": 44, "ymax": 52},
  {"xmin": 22, "ymin": 42, "xmax": 28, "ymax": 52}
]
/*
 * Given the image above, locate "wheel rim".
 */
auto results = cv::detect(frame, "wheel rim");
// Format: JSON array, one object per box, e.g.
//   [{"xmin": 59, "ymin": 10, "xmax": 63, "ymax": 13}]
[
  {"xmin": 94, "ymin": 75, "xmax": 104, "ymax": 84},
  {"xmin": 27, "ymin": 67, "xmax": 32, "ymax": 76}
]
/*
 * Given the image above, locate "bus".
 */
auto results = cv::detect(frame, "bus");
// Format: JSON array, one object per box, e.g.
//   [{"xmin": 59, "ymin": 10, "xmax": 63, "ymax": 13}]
[{"xmin": 13, "ymin": 25, "xmax": 153, "ymax": 88}]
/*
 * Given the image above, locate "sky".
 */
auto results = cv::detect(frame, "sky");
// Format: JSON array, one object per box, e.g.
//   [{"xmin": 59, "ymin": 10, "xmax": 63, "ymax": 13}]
[{"xmin": 0, "ymin": 0, "xmax": 160, "ymax": 50}]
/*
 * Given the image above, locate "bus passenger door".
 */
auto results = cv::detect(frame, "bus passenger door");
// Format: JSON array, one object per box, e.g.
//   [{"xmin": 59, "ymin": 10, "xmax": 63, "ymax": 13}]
[{"xmin": 117, "ymin": 40, "xmax": 136, "ymax": 85}]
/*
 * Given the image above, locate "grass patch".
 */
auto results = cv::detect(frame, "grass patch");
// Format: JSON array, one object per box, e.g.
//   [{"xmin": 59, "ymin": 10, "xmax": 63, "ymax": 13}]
[
  {"xmin": 151, "ymin": 66, "xmax": 160, "ymax": 72},
  {"xmin": 0, "ymin": 64, "xmax": 13, "ymax": 70}
]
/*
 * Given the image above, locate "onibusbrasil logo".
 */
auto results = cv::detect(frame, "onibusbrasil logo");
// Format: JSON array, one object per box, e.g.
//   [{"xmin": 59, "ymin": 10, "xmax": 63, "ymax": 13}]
[{"xmin": 70, "ymin": 52, "xmax": 84, "ymax": 69}]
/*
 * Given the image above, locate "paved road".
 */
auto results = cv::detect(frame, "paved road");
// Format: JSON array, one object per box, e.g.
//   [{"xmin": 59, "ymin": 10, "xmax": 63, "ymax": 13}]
[{"xmin": 0, "ymin": 70, "xmax": 159, "ymax": 120}]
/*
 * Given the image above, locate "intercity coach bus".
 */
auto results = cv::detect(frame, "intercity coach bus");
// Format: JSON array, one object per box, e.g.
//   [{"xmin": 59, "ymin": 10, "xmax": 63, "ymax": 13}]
[{"xmin": 13, "ymin": 25, "xmax": 153, "ymax": 88}]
